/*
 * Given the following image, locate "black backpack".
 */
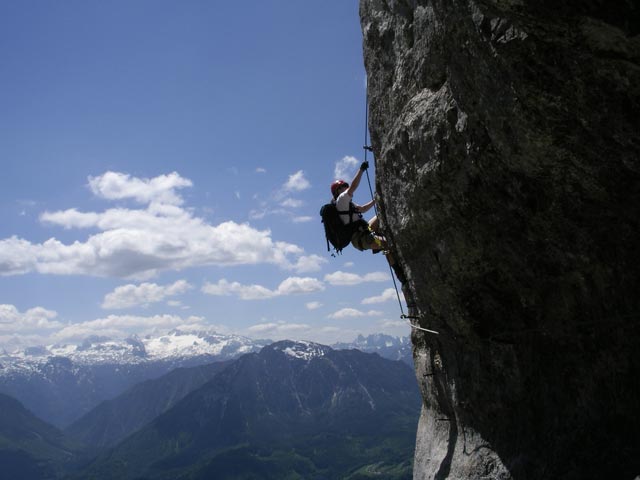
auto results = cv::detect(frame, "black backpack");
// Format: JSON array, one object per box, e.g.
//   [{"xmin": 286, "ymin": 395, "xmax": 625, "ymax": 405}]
[{"xmin": 320, "ymin": 202, "xmax": 368, "ymax": 254}]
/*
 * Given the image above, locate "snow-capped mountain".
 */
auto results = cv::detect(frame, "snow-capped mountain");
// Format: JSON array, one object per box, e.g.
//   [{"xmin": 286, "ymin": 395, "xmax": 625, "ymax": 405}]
[
  {"xmin": 0, "ymin": 331, "xmax": 411, "ymax": 428},
  {"xmin": 1, "ymin": 330, "xmax": 266, "ymax": 370},
  {"xmin": 270, "ymin": 340, "xmax": 332, "ymax": 361},
  {"xmin": 77, "ymin": 341, "xmax": 420, "ymax": 480},
  {"xmin": 332, "ymin": 334, "xmax": 413, "ymax": 365},
  {"xmin": 0, "ymin": 330, "xmax": 269, "ymax": 427}
]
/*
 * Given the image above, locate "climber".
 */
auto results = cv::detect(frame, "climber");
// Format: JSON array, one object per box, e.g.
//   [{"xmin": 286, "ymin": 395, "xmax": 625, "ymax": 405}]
[
  {"xmin": 330, "ymin": 161, "xmax": 385, "ymax": 252},
  {"xmin": 328, "ymin": 161, "xmax": 407, "ymax": 283}
]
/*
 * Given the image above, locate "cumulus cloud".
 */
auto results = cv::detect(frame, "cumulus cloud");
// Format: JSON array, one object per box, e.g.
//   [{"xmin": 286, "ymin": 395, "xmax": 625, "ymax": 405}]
[
  {"xmin": 52, "ymin": 313, "xmax": 205, "ymax": 343},
  {"xmin": 88, "ymin": 171, "xmax": 192, "ymax": 205},
  {"xmin": 202, "ymin": 279, "xmax": 273, "ymax": 300},
  {"xmin": 334, "ymin": 156, "xmax": 359, "ymax": 181},
  {"xmin": 306, "ymin": 301, "xmax": 322, "ymax": 310},
  {"xmin": 247, "ymin": 321, "xmax": 311, "ymax": 335},
  {"xmin": 245, "ymin": 321, "xmax": 346, "ymax": 343},
  {"xmin": 102, "ymin": 280, "xmax": 192, "ymax": 309},
  {"xmin": 202, "ymin": 276, "xmax": 324, "ymax": 300},
  {"xmin": 290, "ymin": 254, "xmax": 326, "ymax": 273},
  {"xmin": 328, "ymin": 308, "xmax": 384, "ymax": 319},
  {"xmin": 362, "ymin": 288, "xmax": 402, "ymax": 304},
  {"xmin": 324, "ymin": 270, "xmax": 389, "ymax": 286},
  {"xmin": 283, "ymin": 170, "xmax": 310, "ymax": 192},
  {"xmin": 0, "ymin": 172, "xmax": 314, "ymax": 279},
  {"xmin": 0, "ymin": 304, "xmax": 63, "ymax": 332}
]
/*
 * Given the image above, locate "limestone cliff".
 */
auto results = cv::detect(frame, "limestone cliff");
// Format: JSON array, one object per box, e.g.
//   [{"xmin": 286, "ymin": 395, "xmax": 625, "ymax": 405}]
[{"xmin": 360, "ymin": 1, "xmax": 640, "ymax": 478}]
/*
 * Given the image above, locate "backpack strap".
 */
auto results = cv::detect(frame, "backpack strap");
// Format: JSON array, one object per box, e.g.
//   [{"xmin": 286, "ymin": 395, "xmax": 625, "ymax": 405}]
[{"xmin": 336, "ymin": 202, "xmax": 362, "ymax": 225}]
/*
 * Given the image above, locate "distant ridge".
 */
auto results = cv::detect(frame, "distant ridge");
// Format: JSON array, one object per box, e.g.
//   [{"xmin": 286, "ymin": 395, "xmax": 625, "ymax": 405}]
[
  {"xmin": 0, "ymin": 330, "xmax": 268, "ymax": 427},
  {"xmin": 64, "ymin": 361, "xmax": 229, "ymax": 449},
  {"xmin": 77, "ymin": 341, "xmax": 420, "ymax": 480},
  {"xmin": 0, "ymin": 332, "xmax": 411, "ymax": 429}
]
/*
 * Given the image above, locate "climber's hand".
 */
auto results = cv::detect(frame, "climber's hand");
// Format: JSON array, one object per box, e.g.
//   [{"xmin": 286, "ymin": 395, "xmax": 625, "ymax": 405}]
[{"xmin": 360, "ymin": 161, "xmax": 369, "ymax": 171}]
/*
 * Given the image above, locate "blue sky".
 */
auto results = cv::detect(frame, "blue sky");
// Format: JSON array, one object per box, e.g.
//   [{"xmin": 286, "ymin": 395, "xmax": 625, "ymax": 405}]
[{"xmin": 0, "ymin": 1, "xmax": 407, "ymax": 351}]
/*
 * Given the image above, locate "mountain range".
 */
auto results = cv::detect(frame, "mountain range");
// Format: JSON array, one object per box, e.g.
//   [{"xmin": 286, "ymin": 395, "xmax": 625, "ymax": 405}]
[
  {"xmin": 0, "ymin": 339, "xmax": 419, "ymax": 479},
  {"xmin": 75, "ymin": 340, "xmax": 420, "ymax": 480},
  {"xmin": 333, "ymin": 333, "xmax": 412, "ymax": 365},
  {"xmin": 0, "ymin": 330, "xmax": 269, "ymax": 427},
  {"xmin": 0, "ymin": 331, "xmax": 412, "ymax": 428}
]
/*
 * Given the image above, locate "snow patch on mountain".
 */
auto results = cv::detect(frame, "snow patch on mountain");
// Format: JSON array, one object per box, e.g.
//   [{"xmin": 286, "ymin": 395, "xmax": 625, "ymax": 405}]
[
  {"xmin": 332, "ymin": 334, "xmax": 412, "ymax": 365},
  {"xmin": 271, "ymin": 340, "xmax": 332, "ymax": 361},
  {"xmin": 0, "ymin": 330, "xmax": 267, "ymax": 373}
]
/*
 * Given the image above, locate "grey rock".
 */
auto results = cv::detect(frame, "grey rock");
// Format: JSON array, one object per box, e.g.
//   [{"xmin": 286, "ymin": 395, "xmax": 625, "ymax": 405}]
[{"xmin": 361, "ymin": 0, "xmax": 640, "ymax": 478}]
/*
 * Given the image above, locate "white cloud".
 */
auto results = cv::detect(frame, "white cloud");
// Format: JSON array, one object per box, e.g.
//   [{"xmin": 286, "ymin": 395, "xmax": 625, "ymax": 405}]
[
  {"xmin": 324, "ymin": 270, "xmax": 389, "ymax": 286},
  {"xmin": 334, "ymin": 156, "xmax": 359, "ymax": 181},
  {"xmin": 166, "ymin": 300, "xmax": 185, "ymax": 308},
  {"xmin": 306, "ymin": 301, "xmax": 322, "ymax": 310},
  {"xmin": 248, "ymin": 208, "xmax": 267, "ymax": 220},
  {"xmin": 202, "ymin": 279, "xmax": 273, "ymax": 300},
  {"xmin": 0, "ymin": 172, "xmax": 314, "ymax": 279},
  {"xmin": 277, "ymin": 277, "xmax": 324, "ymax": 295},
  {"xmin": 0, "ymin": 304, "xmax": 63, "ymax": 332},
  {"xmin": 88, "ymin": 171, "xmax": 192, "ymax": 206},
  {"xmin": 378, "ymin": 319, "xmax": 407, "ymax": 328},
  {"xmin": 283, "ymin": 170, "xmax": 310, "ymax": 192},
  {"xmin": 292, "ymin": 216, "xmax": 313, "ymax": 223},
  {"xmin": 281, "ymin": 198, "xmax": 303, "ymax": 208},
  {"xmin": 52, "ymin": 314, "xmax": 205, "ymax": 343},
  {"xmin": 245, "ymin": 320, "xmax": 326, "ymax": 342},
  {"xmin": 248, "ymin": 208, "xmax": 313, "ymax": 226},
  {"xmin": 249, "ymin": 171, "xmax": 311, "ymax": 225},
  {"xmin": 202, "ymin": 276, "xmax": 324, "ymax": 300},
  {"xmin": 246, "ymin": 322, "xmax": 279, "ymax": 333},
  {"xmin": 0, "ymin": 306, "xmax": 224, "ymax": 351},
  {"xmin": 362, "ymin": 288, "xmax": 402, "ymax": 304},
  {"xmin": 247, "ymin": 321, "xmax": 311, "ymax": 335},
  {"xmin": 255, "ymin": 167, "xmax": 267, "ymax": 174},
  {"xmin": 291, "ymin": 254, "xmax": 326, "ymax": 273},
  {"xmin": 328, "ymin": 308, "xmax": 383, "ymax": 319},
  {"xmin": 102, "ymin": 280, "xmax": 192, "ymax": 309},
  {"xmin": 40, "ymin": 209, "xmax": 100, "ymax": 229}
]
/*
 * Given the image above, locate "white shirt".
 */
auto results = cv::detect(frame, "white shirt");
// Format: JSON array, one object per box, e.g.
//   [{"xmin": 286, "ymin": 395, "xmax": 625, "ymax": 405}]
[{"xmin": 335, "ymin": 191, "xmax": 363, "ymax": 225}]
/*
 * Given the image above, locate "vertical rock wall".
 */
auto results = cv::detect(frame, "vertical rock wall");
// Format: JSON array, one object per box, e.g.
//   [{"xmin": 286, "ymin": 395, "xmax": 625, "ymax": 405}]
[{"xmin": 360, "ymin": 1, "xmax": 640, "ymax": 478}]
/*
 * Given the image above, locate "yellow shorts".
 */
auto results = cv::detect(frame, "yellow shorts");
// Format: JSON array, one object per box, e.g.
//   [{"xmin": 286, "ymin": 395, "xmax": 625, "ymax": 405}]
[{"xmin": 351, "ymin": 229, "xmax": 383, "ymax": 251}]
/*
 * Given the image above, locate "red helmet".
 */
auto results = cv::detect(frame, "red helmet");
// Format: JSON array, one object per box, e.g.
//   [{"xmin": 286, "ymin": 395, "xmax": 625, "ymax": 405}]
[{"xmin": 331, "ymin": 180, "xmax": 349, "ymax": 198}]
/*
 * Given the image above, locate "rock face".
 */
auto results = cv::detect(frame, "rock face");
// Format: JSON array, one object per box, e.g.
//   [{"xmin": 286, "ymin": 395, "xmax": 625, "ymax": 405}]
[{"xmin": 360, "ymin": 1, "xmax": 640, "ymax": 479}]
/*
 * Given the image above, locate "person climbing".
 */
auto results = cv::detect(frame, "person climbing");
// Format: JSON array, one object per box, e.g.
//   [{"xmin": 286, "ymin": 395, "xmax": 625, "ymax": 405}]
[
  {"xmin": 324, "ymin": 161, "xmax": 407, "ymax": 284},
  {"xmin": 330, "ymin": 161, "xmax": 386, "ymax": 252}
]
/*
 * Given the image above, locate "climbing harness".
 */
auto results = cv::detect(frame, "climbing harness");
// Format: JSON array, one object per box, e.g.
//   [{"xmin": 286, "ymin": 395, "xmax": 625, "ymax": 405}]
[{"xmin": 362, "ymin": 98, "xmax": 438, "ymax": 336}]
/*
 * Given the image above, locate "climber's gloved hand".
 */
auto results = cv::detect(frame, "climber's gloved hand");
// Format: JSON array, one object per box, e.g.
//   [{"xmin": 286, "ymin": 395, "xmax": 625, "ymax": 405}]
[{"xmin": 360, "ymin": 161, "xmax": 369, "ymax": 171}]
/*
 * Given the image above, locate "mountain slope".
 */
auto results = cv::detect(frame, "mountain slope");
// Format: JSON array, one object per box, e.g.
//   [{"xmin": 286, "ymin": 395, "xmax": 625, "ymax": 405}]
[
  {"xmin": 79, "ymin": 341, "xmax": 420, "ymax": 480},
  {"xmin": 0, "ymin": 393, "xmax": 80, "ymax": 480},
  {"xmin": 0, "ymin": 330, "xmax": 267, "ymax": 427},
  {"xmin": 65, "ymin": 361, "xmax": 229, "ymax": 449}
]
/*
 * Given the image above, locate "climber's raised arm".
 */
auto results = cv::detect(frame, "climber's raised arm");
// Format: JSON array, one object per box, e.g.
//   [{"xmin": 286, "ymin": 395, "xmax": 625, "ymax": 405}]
[{"xmin": 346, "ymin": 161, "xmax": 368, "ymax": 197}]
